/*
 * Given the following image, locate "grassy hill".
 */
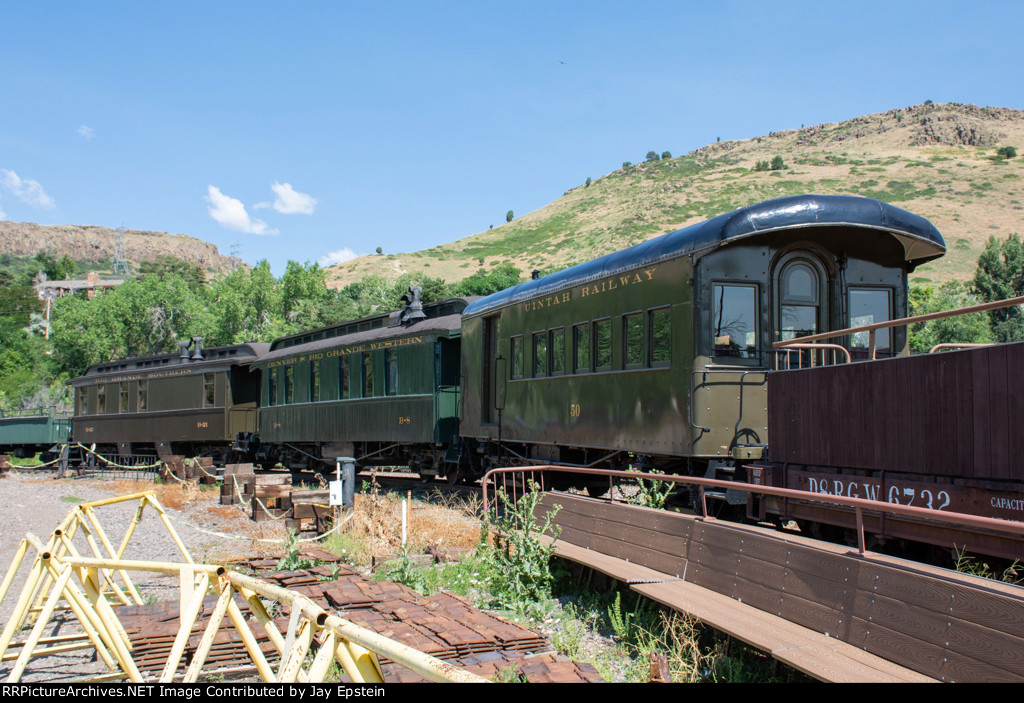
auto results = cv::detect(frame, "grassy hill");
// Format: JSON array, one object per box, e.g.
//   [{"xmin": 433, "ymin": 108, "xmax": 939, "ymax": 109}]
[{"xmin": 325, "ymin": 102, "xmax": 1024, "ymax": 290}]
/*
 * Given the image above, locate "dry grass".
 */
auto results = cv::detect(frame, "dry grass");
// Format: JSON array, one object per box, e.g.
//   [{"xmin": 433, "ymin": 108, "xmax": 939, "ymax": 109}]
[
  {"xmin": 97, "ymin": 477, "xmax": 204, "ymax": 511},
  {"xmin": 343, "ymin": 488, "xmax": 482, "ymax": 558}
]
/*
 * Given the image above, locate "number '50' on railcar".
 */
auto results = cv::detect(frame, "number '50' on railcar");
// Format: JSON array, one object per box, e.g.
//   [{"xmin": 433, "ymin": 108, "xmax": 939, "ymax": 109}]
[
  {"xmin": 458, "ymin": 195, "xmax": 945, "ymax": 493},
  {"xmin": 249, "ymin": 291, "xmax": 471, "ymax": 479},
  {"xmin": 68, "ymin": 339, "xmax": 269, "ymax": 462}
]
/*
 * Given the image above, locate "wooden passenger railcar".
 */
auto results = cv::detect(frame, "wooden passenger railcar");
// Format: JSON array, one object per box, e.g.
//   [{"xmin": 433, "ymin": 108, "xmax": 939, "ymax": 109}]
[
  {"xmin": 459, "ymin": 195, "xmax": 945, "ymax": 482},
  {"xmin": 762, "ymin": 342, "xmax": 1024, "ymax": 560},
  {"xmin": 0, "ymin": 407, "xmax": 71, "ymax": 457},
  {"xmin": 251, "ymin": 295, "xmax": 469, "ymax": 479},
  {"xmin": 68, "ymin": 340, "xmax": 268, "ymax": 460}
]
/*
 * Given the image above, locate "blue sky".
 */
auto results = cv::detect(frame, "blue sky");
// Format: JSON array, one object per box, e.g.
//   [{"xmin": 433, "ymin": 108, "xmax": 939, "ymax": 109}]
[{"xmin": 1, "ymin": 1, "xmax": 1021, "ymax": 276}]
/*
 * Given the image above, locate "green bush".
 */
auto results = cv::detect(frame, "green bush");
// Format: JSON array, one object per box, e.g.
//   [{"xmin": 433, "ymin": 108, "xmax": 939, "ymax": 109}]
[{"xmin": 479, "ymin": 481, "xmax": 561, "ymax": 617}]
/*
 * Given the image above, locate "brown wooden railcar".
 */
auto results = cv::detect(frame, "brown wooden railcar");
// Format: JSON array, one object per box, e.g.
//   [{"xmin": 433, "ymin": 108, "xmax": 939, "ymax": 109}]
[
  {"xmin": 760, "ymin": 342, "xmax": 1024, "ymax": 560},
  {"xmin": 68, "ymin": 339, "xmax": 268, "ymax": 461}
]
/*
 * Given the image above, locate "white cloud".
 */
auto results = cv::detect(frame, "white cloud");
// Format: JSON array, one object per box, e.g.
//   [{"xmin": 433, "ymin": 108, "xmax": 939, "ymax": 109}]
[
  {"xmin": 318, "ymin": 248, "xmax": 358, "ymax": 267},
  {"xmin": 205, "ymin": 185, "xmax": 278, "ymax": 235},
  {"xmin": 0, "ymin": 169, "xmax": 55, "ymax": 208},
  {"xmin": 270, "ymin": 181, "xmax": 317, "ymax": 215},
  {"xmin": 78, "ymin": 125, "xmax": 95, "ymax": 140}
]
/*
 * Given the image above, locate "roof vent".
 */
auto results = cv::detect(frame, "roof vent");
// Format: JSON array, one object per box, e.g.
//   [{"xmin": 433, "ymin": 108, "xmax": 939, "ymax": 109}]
[{"xmin": 400, "ymin": 286, "xmax": 427, "ymax": 325}]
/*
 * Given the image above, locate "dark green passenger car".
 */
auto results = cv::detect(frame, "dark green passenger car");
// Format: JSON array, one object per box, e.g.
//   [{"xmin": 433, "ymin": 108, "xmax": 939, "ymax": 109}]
[
  {"xmin": 251, "ymin": 295, "xmax": 469, "ymax": 479},
  {"xmin": 459, "ymin": 195, "xmax": 945, "ymax": 485},
  {"xmin": 69, "ymin": 339, "xmax": 268, "ymax": 461}
]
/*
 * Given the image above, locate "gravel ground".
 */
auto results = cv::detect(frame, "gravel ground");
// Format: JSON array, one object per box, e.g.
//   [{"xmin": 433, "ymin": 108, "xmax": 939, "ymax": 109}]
[{"xmin": 0, "ymin": 468, "xmax": 291, "ymax": 682}]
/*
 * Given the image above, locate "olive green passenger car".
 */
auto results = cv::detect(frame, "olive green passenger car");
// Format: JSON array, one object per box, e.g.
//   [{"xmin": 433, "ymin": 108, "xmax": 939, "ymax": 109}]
[
  {"xmin": 458, "ymin": 195, "xmax": 945, "ymax": 487},
  {"xmin": 250, "ymin": 295, "xmax": 469, "ymax": 479},
  {"xmin": 69, "ymin": 339, "xmax": 269, "ymax": 461}
]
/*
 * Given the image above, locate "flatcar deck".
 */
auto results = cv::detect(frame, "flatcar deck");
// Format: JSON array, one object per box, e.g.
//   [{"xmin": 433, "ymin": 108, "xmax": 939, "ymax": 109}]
[{"xmin": 536, "ymin": 492, "xmax": 1024, "ymax": 682}]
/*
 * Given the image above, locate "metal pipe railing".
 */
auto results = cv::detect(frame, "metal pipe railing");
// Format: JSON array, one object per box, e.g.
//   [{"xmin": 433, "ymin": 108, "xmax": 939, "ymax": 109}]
[
  {"xmin": 481, "ymin": 464, "xmax": 1024, "ymax": 557},
  {"xmin": 774, "ymin": 294, "xmax": 1024, "ymax": 360}
]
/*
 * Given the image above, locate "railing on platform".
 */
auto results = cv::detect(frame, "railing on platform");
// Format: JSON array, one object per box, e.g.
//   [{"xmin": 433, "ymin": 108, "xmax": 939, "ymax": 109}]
[
  {"xmin": 772, "ymin": 293, "xmax": 1024, "ymax": 369},
  {"xmin": 482, "ymin": 465, "xmax": 1024, "ymax": 559}
]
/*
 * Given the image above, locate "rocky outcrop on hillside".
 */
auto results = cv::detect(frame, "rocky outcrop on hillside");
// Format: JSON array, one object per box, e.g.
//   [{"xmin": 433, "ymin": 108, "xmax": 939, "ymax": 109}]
[{"xmin": 0, "ymin": 221, "xmax": 243, "ymax": 273}]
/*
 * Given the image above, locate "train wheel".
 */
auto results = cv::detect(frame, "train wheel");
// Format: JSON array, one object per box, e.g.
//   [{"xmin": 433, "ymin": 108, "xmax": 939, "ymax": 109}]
[{"xmin": 443, "ymin": 462, "xmax": 462, "ymax": 485}]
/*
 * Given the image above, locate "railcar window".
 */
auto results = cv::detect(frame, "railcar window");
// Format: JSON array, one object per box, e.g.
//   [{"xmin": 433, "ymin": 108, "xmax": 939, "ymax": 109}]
[
  {"xmin": 339, "ymin": 357, "xmax": 350, "ymax": 399},
  {"xmin": 649, "ymin": 307, "xmax": 671, "ymax": 366},
  {"xmin": 550, "ymin": 328, "xmax": 565, "ymax": 375},
  {"xmin": 849, "ymin": 288, "xmax": 892, "ymax": 355},
  {"xmin": 138, "ymin": 381, "xmax": 148, "ymax": 412},
  {"xmin": 511, "ymin": 336, "xmax": 524, "ymax": 379},
  {"xmin": 712, "ymin": 284, "xmax": 758, "ymax": 358},
  {"xmin": 533, "ymin": 332, "xmax": 548, "ymax": 377},
  {"xmin": 310, "ymin": 360, "xmax": 320, "ymax": 402},
  {"xmin": 269, "ymin": 370, "xmax": 277, "ymax": 406},
  {"xmin": 623, "ymin": 313, "xmax": 643, "ymax": 368},
  {"xmin": 119, "ymin": 382, "xmax": 129, "ymax": 413},
  {"xmin": 284, "ymin": 368, "xmax": 294, "ymax": 404},
  {"xmin": 79, "ymin": 388, "xmax": 88, "ymax": 415},
  {"xmin": 205, "ymin": 373, "xmax": 216, "ymax": 407},
  {"xmin": 362, "ymin": 351, "xmax": 374, "ymax": 397},
  {"xmin": 97, "ymin": 386, "xmax": 106, "ymax": 414},
  {"xmin": 779, "ymin": 262, "xmax": 820, "ymax": 341},
  {"xmin": 573, "ymin": 323, "xmax": 591, "ymax": 373},
  {"xmin": 385, "ymin": 349, "xmax": 398, "ymax": 395},
  {"xmin": 595, "ymin": 318, "xmax": 612, "ymax": 370}
]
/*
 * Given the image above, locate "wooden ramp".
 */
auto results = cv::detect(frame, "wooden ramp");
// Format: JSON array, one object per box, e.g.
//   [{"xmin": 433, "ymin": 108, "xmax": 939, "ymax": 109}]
[{"xmin": 537, "ymin": 493, "xmax": 1024, "ymax": 683}]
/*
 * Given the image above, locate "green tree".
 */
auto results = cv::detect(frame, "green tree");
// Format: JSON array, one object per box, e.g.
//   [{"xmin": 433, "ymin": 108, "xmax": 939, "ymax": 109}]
[
  {"xmin": 996, "ymin": 146, "xmax": 1017, "ymax": 159},
  {"xmin": 754, "ymin": 160, "xmax": 770, "ymax": 172},
  {"xmin": 30, "ymin": 251, "xmax": 76, "ymax": 281},
  {"xmin": 661, "ymin": 151, "xmax": 671, "ymax": 160},
  {"xmin": 585, "ymin": 177, "xmax": 592, "ymax": 187},
  {"xmin": 770, "ymin": 155, "xmax": 786, "ymax": 170},
  {"xmin": 506, "ymin": 210, "xmax": 514, "ymax": 223},
  {"xmin": 645, "ymin": 151, "xmax": 659, "ymax": 162},
  {"xmin": 973, "ymin": 233, "xmax": 1024, "ymax": 342},
  {"xmin": 136, "ymin": 255, "xmax": 207, "ymax": 291},
  {"xmin": 451, "ymin": 263, "xmax": 522, "ymax": 297},
  {"xmin": 908, "ymin": 282, "xmax": 994, "ymax": 353}
]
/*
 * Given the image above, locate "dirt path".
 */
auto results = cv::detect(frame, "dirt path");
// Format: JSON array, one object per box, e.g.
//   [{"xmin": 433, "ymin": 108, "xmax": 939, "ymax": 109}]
[{"xmin": 0, "ymin": 469, "xmax": 292, "ymax": 682}]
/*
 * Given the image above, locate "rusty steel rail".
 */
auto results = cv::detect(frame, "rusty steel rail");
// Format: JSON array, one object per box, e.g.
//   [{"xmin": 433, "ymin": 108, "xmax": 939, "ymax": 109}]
[{"xmin": 482, "ymin": 465, "xmax": 1024, "ymax": 557}]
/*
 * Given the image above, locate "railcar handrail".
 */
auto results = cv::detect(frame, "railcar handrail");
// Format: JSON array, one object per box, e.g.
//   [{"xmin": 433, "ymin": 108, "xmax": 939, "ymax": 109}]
[
  {"xmin": 481, "ymin": 464, "xmax": 1024, "ymax": 558},
  {"xmin": 773, "ymin": 343, "xmax": 851, "ymax": 369},
  {"xmin": 774, "ymin": 294, "xmax": 1024, "ymax": 360}
]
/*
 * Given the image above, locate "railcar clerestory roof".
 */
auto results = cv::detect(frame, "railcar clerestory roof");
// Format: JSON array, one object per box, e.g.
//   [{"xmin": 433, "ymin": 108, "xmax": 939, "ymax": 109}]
[
  {"xmin": 257, "ymin": 297, "xmax": 475, "ymax": 364},
  {"xmin": 463, "ymin": 194, "xmax": 945, "ymax": 318},
  {"xmin": 69, "ymin": 342, "xmax": 271, "ymax": 386}
]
